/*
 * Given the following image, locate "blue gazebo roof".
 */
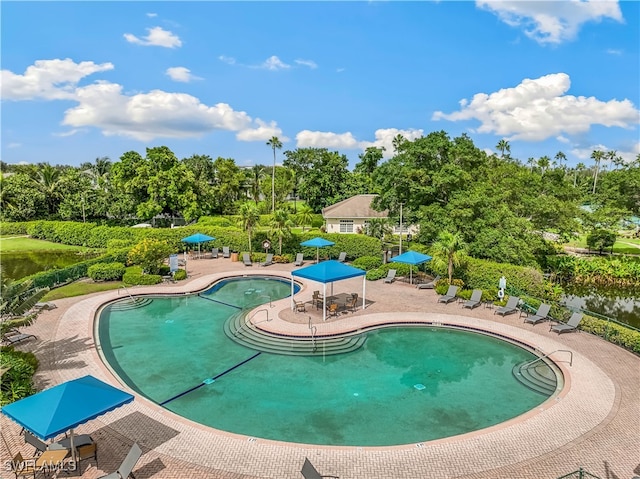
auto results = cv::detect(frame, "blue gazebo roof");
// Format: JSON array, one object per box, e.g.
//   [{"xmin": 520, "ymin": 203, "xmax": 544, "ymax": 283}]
[
  {"xmin": 1, "ymin": 375, "xmax": 134, "ymax": 440},
  {"xmin": 292, "ymin": 260, "xmax": 365, "ymax": 283},
  {"xmin": 390, "ymin": 250, "xmax": 432, "ymax": 265},
  {"xmin": 181, "ymin": 233, "xmax": 215, "ymax": 243},
  {"xmin": 300, "ymin": 237, "xmax": 335, "ymax": 248}
]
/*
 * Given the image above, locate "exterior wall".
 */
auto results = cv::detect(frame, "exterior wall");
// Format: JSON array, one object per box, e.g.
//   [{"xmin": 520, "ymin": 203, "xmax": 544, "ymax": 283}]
[{"xmin": 325, "ymin": 218, "xmax": 369, "ymax": 234}]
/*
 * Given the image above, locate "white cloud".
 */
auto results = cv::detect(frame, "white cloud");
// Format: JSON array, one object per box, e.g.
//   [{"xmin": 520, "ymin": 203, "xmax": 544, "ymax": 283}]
[
  {"xmin": 259, "ymin": 56, "xmax": 290, "ymax": 71},
  {"xmin": 556, "ymin": 135, "xmax": 571, "ymax": 144},
  {"xmin": 62, "ymin": 81, "xmax": 253, "ymax": 142},
  {"xmin": 165, "ymin": 67, "xmax": 201, "ymax": 83},
  {"xmin": 218, "ymin": 55, "xmax": 237, "ymax": 65},
  {"xmin": 571, "ymin": 142, "xmax": 639, "ymax": 165},
  {"xmin": 433, "ymin": 73, "xmax": 639, "ymax": 141},
  {"xmin": 7, "ymin": 143, "xmax": 21, "ymax": 149},
  {"xmin": 296, "ymin": 130, "xmax": 360, "ymax": 149},
  {"xmin": 53, "ymin": 129, "xmax": 84, "ymax": 137},
  {"xmin": 123, "ymin": 26, "xmax": 182, "ymax": 48},
  {"xmin": 336, "ymin": 68, "xmax": 346, "ymax": 73},
  {"xmin": 361, "ymin": 128, "xmax": 424, "ymax": 157},
  {"xmin": 477, "ymin": 0, "xmax": 623, "ymax": 44},
  {"xmin": 1, "ymin": 58, "xmax": 114, "ymax": 101},
  {"xmin": 571, "ymin": 144, "xmax": 607, "ymax": 161},
  {"xmin": 295, "ymin": 59, "xmax": 318, "ymax": 69},
  {"xmin": 236, "ymin": 119, "xmax": 287, "ymax": 142},
  {"xmin": 606, "ymin": 48, "xmax": 622, "ymax": 55},
  {"xmin": 146, "ymin": 12, "xmax": 157, "ymax": 18}
]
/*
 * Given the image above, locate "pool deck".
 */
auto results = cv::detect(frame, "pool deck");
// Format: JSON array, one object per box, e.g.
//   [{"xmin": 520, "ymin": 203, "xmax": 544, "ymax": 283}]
[{"xmin": 1, "ymin": 257, "xmax": 639, "ymax": 479}]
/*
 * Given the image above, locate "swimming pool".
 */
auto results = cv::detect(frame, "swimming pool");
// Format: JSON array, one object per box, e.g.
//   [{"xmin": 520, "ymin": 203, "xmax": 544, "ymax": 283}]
[{"xmin": 97, "ymin": 276, "xmax": 558, "ymax": 446}]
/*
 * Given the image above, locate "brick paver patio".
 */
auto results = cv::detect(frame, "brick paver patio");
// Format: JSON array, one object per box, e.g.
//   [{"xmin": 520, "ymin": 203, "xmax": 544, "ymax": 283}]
[{"xmin": 1, "ymin": 257, "xmax": 638, "ymax": 479}]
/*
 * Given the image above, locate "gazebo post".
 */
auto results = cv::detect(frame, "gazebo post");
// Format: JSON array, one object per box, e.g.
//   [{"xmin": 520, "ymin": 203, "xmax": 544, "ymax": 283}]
[
  {"xmin": 323, "ymin": 283, "xmax": 327, "ymax": 321},
  {"xmin": 362, "ymin": 275, "xmax": 366, "ymax": 310}
]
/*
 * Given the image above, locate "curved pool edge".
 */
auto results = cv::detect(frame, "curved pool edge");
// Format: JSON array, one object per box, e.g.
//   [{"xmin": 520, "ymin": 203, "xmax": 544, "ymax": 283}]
[{"xmin": 50, "ymin": 270, "xmax": 620, "ymax": 478}]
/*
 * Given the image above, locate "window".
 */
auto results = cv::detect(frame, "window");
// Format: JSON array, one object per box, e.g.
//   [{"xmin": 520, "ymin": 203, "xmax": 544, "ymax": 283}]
[{"xmin": 339, "ymin": 220, "xmax": 354, "ymax": 233}]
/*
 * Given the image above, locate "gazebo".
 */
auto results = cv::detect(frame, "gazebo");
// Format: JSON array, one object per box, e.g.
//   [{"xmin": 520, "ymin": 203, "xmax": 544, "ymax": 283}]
[{"xmin": 291, "ymin": 260, "xmax": 366, "ymax": 321}]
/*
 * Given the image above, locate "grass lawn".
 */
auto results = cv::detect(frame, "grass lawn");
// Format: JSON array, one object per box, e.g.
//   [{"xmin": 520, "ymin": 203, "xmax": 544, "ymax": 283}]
[
  {"xmin": 565, "ymin": 235, "xmax": 640, "ymax": 255},
  {"xmin": 0, "ymin": 236, "xmax": 94, "ymax": 252},
  {"xmin": 42, "ymin": 279, "xmax": 124, "ymax": 301}
]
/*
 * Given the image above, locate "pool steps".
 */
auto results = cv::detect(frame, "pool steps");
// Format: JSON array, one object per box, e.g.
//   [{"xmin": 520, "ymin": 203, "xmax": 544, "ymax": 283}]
[
  {"xmin": 224, "ymin": 311, "xmax": 366, "ymax": 356},
  {"xmin": 109, "ymin": 297, "xmax": 154, "ymax": 311},
  {"xmin": 512, "ymin": 361, "xmax": 557, "ymax": 396}
]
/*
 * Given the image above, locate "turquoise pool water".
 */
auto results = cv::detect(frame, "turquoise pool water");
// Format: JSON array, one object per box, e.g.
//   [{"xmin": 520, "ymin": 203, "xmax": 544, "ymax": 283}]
[{"xmin": 97, "ymin": 277, "xmax": 550, "ymax": 446}]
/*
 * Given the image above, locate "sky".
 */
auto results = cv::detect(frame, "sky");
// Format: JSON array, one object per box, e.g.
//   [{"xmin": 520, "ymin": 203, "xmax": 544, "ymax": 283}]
[{"xmin": 1, "ymin": 1, "xmax": 639, "ymax": 170}]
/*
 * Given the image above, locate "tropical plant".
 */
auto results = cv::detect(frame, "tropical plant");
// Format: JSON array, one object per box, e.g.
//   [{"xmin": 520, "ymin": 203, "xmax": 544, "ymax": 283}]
[
  {"xmin": 0, "ymin": 274, "xmax": 48, "ymax": 323},
  {"xmin": 429, "ymin": 230, "xmax": 467, "ymax": 283},
  {"xmin": 127, "ymin": 238, "xmax": 174, "ymax": 274},
  {"xmin": 269, "ymin": 209, "xmax": 293, "ymax": 254},
  {"xmin": 591, "ymin": 150, "xmax": 605, "ymax": 194},
  {"xmin": 238, "ymin": 202, "xmax": 260, "ymax": 253},
  {"xmin": 496, "ymin": 139, "xmax": 510, "ymax": 158},
  {"xmin": 266, "ymin": 136, "xmax": 283, "ymax": 213},
  {"xmin": 295, "ymin": 204, "xmax": 314, "ymax": 231},
  {"xmin": 366, "ymin": 217, "xmax": 391, "ymax": 240}
]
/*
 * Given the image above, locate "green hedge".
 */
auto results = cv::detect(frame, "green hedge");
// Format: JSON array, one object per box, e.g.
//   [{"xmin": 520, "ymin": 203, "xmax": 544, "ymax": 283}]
[
  {"xmin": 0, "ymin": 222, "xmax": 31, "ymax": 235},
  {"xmin": 579, "ymin": 315, "xmax": 640, "ymax": 353},
  {"xmin": 0, "ymin": 347, "xmax": 38, "ymax": 406},
  {"xmin": 88, "ymin": 262, "xmax": 126, "ymax": 281},
  {"xmin": 173, "ymin": 269, "xmax": 187, "ymax": 281},
  {"xmin": 352, "ymin": 256, "xmax": 383, "ymax": 271},
  {"xmin": 123, "ymin": 272, "xmax": 162, "ymax": 285}
]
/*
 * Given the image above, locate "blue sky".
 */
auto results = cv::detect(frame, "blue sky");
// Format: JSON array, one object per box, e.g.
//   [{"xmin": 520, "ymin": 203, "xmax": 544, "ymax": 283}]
[{"xmin": 2, "ymin": 1, "xmax": 639, "ymax": 169}]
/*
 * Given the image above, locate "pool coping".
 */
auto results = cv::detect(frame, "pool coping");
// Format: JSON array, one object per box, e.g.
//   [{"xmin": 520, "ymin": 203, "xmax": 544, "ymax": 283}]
[{"xmin": 52, "ymin": 271, "xmax": 615, "ymax": 476}]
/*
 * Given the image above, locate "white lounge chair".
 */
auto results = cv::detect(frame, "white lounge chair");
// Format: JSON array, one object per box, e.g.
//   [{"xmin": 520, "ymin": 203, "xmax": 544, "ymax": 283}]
[
  {"xmin": 222, "ymin": 246, "xmax": 230, "ymax": 258},
  {"xmin": 416, "ymin": 275, "xmax": 440, "ymax": 289},
  {"xmin": 384, "ymin": 269, "xmax": 397, "ymax": 283},
  {"xmin": 337, "ymin": 252, "xmax": 347, "ymax": 263},
  {"xmin": 260, "ymin": 253, "xmax": 274, "ymax": 267},
  {"xmin": 294, "ymin": 253, "xmax": 304, "ymax": 266}
]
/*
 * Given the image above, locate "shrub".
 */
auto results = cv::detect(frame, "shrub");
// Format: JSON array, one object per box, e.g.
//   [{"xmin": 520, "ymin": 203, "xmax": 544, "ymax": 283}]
[
  {"xmin": 352, "ymin": 256, "xmax": 383, "ymax": 271},
  {"xmin": 122, "ymin": 271, "xmax": 162, "ymax": 285},
  {"xmin": 127, "ymin": 238, "xmax": 174, "ymax": 274},
  {"xmin": 173, "ymin": 269, "xmax": 187, "ymax": 281},
  {"xmin": 580, "ymin": 316, "xmax": 640, "ymax": 353},
  {"xmin": 87, "ymin": 262, "xmax": 126, "ymax": 281},
  {"xmin": 434, "ymin": 278, "xmax": 465, "ymax": 295},
  {"xmin": 0, "ymin": 347, "xmax": 38, "ymax": 405},
  {"xmin": 0, "ymin": 222, "xmax": 31, "ymax": 235},
  {"xmin": 106, "ymin": 239, "xmax": 135, "ymax": 251}
]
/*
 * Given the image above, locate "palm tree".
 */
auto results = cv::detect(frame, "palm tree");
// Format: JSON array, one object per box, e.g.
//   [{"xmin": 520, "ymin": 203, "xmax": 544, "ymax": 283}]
[
  {"xmin": 537, "ymin": 156, "xmax": 551, "ymax": 175},
  {"xmin": 429, "ymin": 231, "xmax": 466, "ymax": 283},
  {"xmin": 496, "ymin": 139, "xmax": 511, "ymax": 158},
  {"xmin": 392, "ymin": 134, "xmax": 406, "ymax": 153},
  {"xmin": 31, "ymin": 163, "xmax": 62, "ymax": 215},
  {"xmin": 573, "ymin": 162, "xmax": 586, "ymax": 187},
  {"xmin": 248, "ymin": 165, "xmax": 265, "ymax": 205},
  {"xmin": 266, "ymin": 137, "xmax": 282, "ymax": 213},
  {"xmin": 591, "ymin": 150, "xmax": 605, "ymax": 194},
  {"xmin": 295, "ymin": 204, "xmax": 314, "ymax": 232},
  {"xmin": 366, "ymin": 217, "xmax": 391, "ymax": 240},
  {"xmin": 269, "ymin": 209, "xmax": 293, "ymax": 254},
  {"xmin": 238, "ymin": 202, "xmax": 260, "ymax": 253},
  {"xmin": 555, "ymin": 151, "xmax": 567, "ymax": 171},
  {"xmin": 0, "ymin": 274, "xmax": 48, "ymax": 331}
]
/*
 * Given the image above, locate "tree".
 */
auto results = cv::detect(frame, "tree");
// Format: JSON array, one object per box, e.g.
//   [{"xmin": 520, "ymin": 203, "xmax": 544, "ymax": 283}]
[
  {"xmin": 537, "ymin": 156, "xmax": 551, "ymax": 175},
  {"xmin": 30, "ymin": 163, "xmax": 64, "ymax": 215},
  {"xmin": 586, "ymin": 229, "xmax": 616, "ymax": 255},
  {"xmin": 266, "ymin": 136, "xmax": 283, "ymax": 213},
  {"xmin": 496, "ymin": 139, "xmax": 511, "ymax": 158},
  {"xmin": 246, "ymin": 165, "xmax": 266, "ymax": 205},
  {"xmin": 269, "ymin": 209, "xmax": 293, "ymax": 254},
  {"xmin": 573, "ymin": 162, "xmax": 586, "ymax": 187},
  {"xmin": 239, "ymin": 202, "xmax": 260, "ymax": 253},
  {"xmin": 591, "ymin": 150, "xmax": 605, "ymax": 194},
  {"xmin": 127, "ymin": 238, "xmax": 174, "ymax": 274},
  {"xmin": 366, "ymin": 217, "xmax": 391, "ymax": 240},
  {"xmin": 295, "ymin": 204, "xmax": 314, "ymax": 232},
  {"xmin": 555, "ymin": 151, "xmax": 567, "ymax": 171},
  {"xmin": 0, "ymin": 276, "xmax": 48, "ymax": 322},
  {"xmin": 429, "ymin": 230, "xmax": 467, "ymax": 283}
]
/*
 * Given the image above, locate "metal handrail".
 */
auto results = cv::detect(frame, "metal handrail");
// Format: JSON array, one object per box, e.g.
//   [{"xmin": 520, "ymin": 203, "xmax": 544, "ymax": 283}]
[
  {"xmin": 524, "ymin": 349, "xmax": 573, "ymax": 368},
  {"xmin": 308, "ymin": 316, "xmax": 317, "ymax": 352},
  {"xmin": 256, "ymin": 294, "xmax": 273, "ymax": 308},
  {"xmin": 248, "ymin": 308, "xmax": 270, "ymax": 325},
  {"xmin": 118, "ymin": 285, "xmax": 136, "ymax": 303}
]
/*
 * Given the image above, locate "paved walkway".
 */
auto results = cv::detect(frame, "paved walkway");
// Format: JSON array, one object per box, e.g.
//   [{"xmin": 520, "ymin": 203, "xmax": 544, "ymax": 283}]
[{"xmin": 1, "ymin": 258, "xmax": 639, "ymax": 479}]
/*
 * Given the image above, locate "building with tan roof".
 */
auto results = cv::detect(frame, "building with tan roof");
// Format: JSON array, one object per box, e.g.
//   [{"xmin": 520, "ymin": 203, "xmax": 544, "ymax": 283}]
[{"xmin": 322, "ymin": 194, "xmax": 389, "ymax": 234}]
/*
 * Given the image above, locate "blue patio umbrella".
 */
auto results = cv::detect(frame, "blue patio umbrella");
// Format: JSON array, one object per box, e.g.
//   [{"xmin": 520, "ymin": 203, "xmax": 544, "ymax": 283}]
[
  {"xmin": 1, "ymin": 375, "xmax": 134, "ymax": 461},
  {"xmin": 300, "ymin": 237, "xmax": 335, "ymax": 263},
  {"xmin": 182, "ymin": 232, "xmax": 215, "ymax": 256},
  {"xmin": 390, "ymin": 250, "xmax": 433, "ymax": 284}
]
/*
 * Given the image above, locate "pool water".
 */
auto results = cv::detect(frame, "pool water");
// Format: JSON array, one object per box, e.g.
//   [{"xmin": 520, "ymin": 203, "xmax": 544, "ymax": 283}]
[{"xmin": 98, "ymin": 277, "xmax": 551, "ymax": 446}]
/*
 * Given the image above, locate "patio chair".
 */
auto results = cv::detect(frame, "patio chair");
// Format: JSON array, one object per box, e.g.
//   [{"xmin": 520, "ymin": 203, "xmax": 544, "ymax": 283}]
[
  {"xmin": 494, "ymin": 296, "xmax": 520, "ymax": 316},
  {"xmin": 301, "ymin": 457, "xmax": 339, "ymax": 479},
  {"xmin": 2, "ymin": 329, "xmax": 37, "ymax": 346},
  {"xmin": 98, "ymin": 442, "xmax": 142, "ymax": 479},
  {"xmin": 23, "ymin": 430, "xmax": 48, "ymax": 455},
  {"xmin": 337, "ymin": 252, "xmax": 347, "ymax": 263},
  {"xmin": 9, "ymin": 452, "xmax": 39, "ymax": 479},
  {"xmin": 438, "ymin": 285, "xmax": 459, "ymax": 304},
  {"xmin": 260, "ymin": 253, "xmax": 274, "ymax": 267},
  {"xmin": 416, "ymin": 275, "xmax": 440, "ymax": 289},
  {"xmin": 294, "ymin": 253, "xmax": 305, "ymax": 266},
  {"xmin": 211, "ymin": 247, "xmax": 219, "ymax": 259},
  {"xmin": 312, "ymin": 291, "xmax": 323, "ymax": 310},
  {"xmin": 243, "ymin": 253, "xmax": 252, "ymax": 266},
  {"xmin": 222, "ymin": 246, "xmax": 230, "ymax": 258},
  {"xmin": 523, "ymin": 303, "xmax": 552, "ymax": 325},
  {"xmin": 550, "ymin": 312, "xmax": 583, "ymax": 334},
  {"xmin": 345, "ymin": 294, "xmax": 358, "ymax": 313},
  {"xmin": 326, "ymin": 302, "xmax": 339, "ymax": 318},
  {"xmin": 76, "ymin": 442, "xmax": 98, "ymax": 470},
  {"xmin": 384, "ymin": 269, "xmax": 397, "ymax": 283},
  {"xmin": 294, "ymin": 300, "xmax": 306, "ymax": 313},
  {"xmin": 462, "ymin": 289, "xmax": 482, "ymax": 309}
]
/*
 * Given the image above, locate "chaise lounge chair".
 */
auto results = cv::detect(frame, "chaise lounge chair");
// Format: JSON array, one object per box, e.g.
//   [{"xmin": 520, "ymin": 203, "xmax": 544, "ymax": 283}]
[
  {"xmin": 243, "ymin": 253, "xmax": 253, "ymax": 266},
  {"xmin": 438, "ymin": 285, "xmax": 459, "ymax": 304},
  {"xmin": 98, "ymin": 442, "xmax": 142, "ymax": 479},
  {"xmin": 523, "ymin": 303, "xmax": 552, "ymax": 325},
  {"xmin": 416, "ymin": 275, "xmax": 440, "ymax": 289},
  {"xmin": 2, "ymin": 329, "xmax": 37, "ymax": 346},
  {"xmin": 384, "ymin": 269, "xmax": 397, "ymax": 283},
  {"xmin": 34, "ymin": 302, "xmax": 57, "ymax": 311},
  {"xmin": 222, "ymin": 246, "xmax": 230, "ymax": 258},
  {"xmin": 462, "ymin": 289, "xmax": 482, "ymax": 309},
  {"xmin": 550, "ymin": 312, "xmax": 583, "ymax": 334},
  {"xmin": 211, "ymin": 247, "xmax": 219, "ymax": 259},
  {"xmin": 294, "ymin": 253, "xmax": 305, "ymax": 266},
  {"xmin": 337, "ymin": 252, "xmax": 347, "ymax": 263},
  {"xmin": 494, "ymin": 296, "xmax": 520, "ymax": 316},
  {"xmin": 260, "ymin": 253, "xmax": 274, "ymax": 267},
  {"xmin": 301, "ymin": 457, "xmax": 339, "ymax": 479}
]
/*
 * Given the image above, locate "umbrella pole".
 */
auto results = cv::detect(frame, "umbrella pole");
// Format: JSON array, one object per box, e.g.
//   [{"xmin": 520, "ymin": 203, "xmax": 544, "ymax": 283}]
[{"xmin": 70, "ymin": 428, "xmax": 76, "ymax": 463}]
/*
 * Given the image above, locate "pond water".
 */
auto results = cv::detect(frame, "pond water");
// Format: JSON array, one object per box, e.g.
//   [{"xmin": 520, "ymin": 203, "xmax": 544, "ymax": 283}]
[
  {"xmin": 562, "ymin": 283, "xmax": 640, "ymax": 329},
  {"xmin": 0, "ymin": 251, "xmax": 97, "ymax": 281}
]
